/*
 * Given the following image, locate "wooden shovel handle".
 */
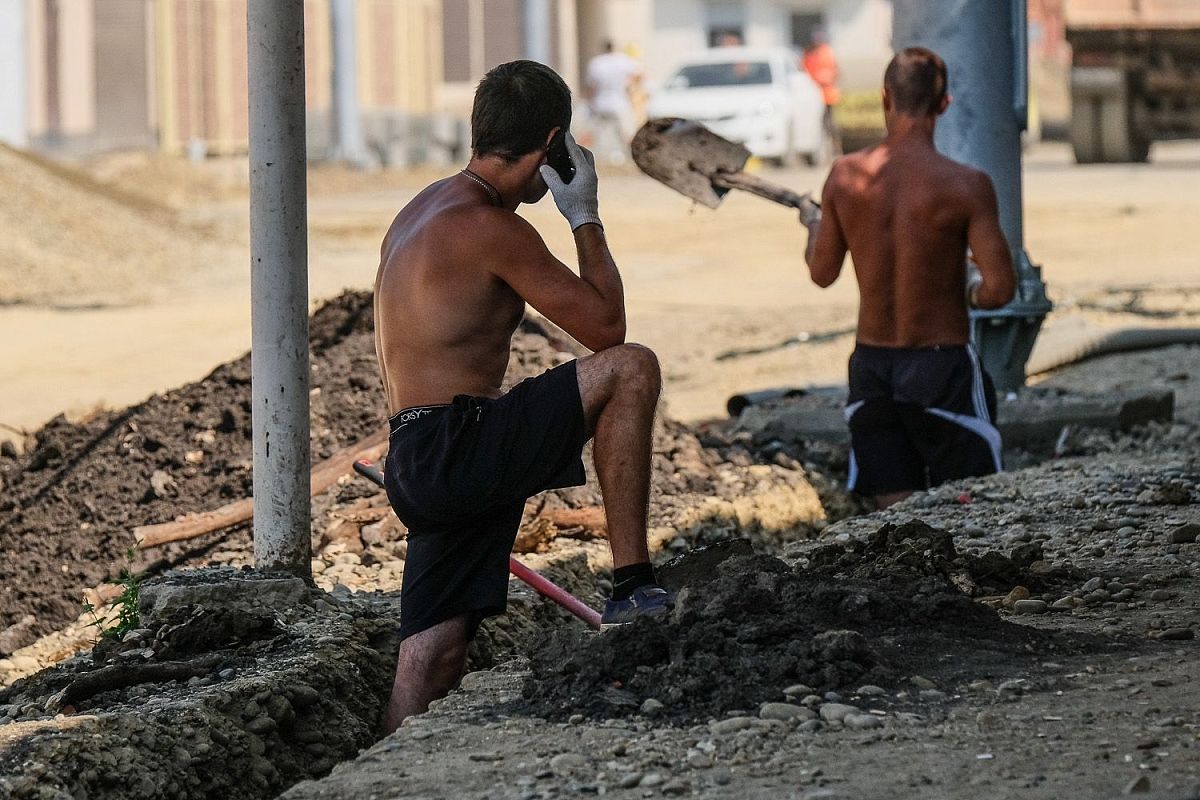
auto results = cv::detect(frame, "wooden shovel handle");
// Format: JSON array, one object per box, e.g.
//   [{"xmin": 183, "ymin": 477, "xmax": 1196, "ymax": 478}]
[{"xmin": 711, "ymin": 171, "xmax": 811, "ymax": 210}]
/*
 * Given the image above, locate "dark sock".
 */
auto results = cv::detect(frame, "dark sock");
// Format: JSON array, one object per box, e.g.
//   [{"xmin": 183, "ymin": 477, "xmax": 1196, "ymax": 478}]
[{"xmin": 611, "ymin": 562, "xmax": 656, "ymax": 601}]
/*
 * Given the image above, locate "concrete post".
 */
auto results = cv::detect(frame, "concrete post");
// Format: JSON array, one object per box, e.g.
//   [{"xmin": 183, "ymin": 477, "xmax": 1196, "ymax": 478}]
[
  {"xmin": 330, "ymin": 0, "xmax": 368, "ymax": 165},
  {"xmin": 892, "ymin": 0, "xmax": 1052, "ymax": 391},
  {"xmin": 0, "ymin": 0, "xmax": 28, "ymax": 148},
  {"xmin": 247, "ymin": 0, "xmax": 312, "ymax": 577},
  {"xmin": 523, "ymin": 0, "xmax": 553, "ymax": 65}
]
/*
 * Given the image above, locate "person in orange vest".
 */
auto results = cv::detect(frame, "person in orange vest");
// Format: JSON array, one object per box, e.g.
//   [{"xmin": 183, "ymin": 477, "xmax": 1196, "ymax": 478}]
[{"xmin": 802, "ymin": 29, "xmax": 843, "ymax": 156}]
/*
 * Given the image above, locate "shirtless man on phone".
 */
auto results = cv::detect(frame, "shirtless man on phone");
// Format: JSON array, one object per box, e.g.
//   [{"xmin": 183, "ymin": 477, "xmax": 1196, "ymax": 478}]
[{"xmin": 373, "ymin": 60, "xmax": 672, "ymax": 733}]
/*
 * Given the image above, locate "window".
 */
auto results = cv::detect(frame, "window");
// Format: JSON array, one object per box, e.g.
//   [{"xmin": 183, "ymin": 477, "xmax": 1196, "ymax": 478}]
[
  {"xmin": 706, "ymin": 0, "xmax": 745, "ymax": 47},
  {"xmin": 672, "ymin": 61, "xmax": 773, "ymax": 88},
  {"xmin": 790, "ymin": 12, "xmax": 824, "ymax": 49}
]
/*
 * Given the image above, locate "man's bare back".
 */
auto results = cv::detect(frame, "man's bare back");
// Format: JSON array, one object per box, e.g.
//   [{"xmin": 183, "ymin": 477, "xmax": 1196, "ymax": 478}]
[
  {"xmin": 801, "ymin": 46, "xmax": 1016, "ymax": 508},
  {"xmin": 374, "ymin": 178, "xmax": 528, "ymax": 413},
  {"xmin": 810, "ymin": 136, "xmax": 1013, "ymax": 347},
  {"xmin": 374, "ymin": 157, "xmax": 625, "ymax": 415}
]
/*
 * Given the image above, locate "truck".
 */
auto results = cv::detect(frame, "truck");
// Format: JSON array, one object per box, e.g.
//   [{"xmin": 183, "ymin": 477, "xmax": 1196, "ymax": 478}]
[{"xmin": 1066, "ymin": 0, "xmax": 1200, "ymax": 163}]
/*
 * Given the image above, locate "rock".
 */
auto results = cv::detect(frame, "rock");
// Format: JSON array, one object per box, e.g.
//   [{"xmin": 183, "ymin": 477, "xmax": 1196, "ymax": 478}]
[
  {"xmin": 909, "ymin": 676, "xmax": 937, "ymax": 690},
  {"xmin": 1123, "ymin": 775, "xmax": 1151, "ymax": 794},
  {"xmin": 618, "ymin": 773, "xmax": 643, "ymax": 789},
  {"xmin": 661, "ymin": 778, "xmax": 691, "ymax": 796},
  {"xmin": 0, "ymin": 615, "xmax": 38, "ymax": 656},
  {"xmin": 549, "ymin": 752, "xmax": 588, "ymax": 774},
  {"xmin": 782, "ymin": 683, "xmax": 815, "ymax": 698},
  {"xmin": 1081, "ymin": 577, "xmax": 1105, "ymax": 593},
  {"xmin": 710, "ymin": 717, "xmax": 755, "ymax": 735},
  {"xmin": 640, "ymin": 698, "xmax": 664, "ymax": 717},
  {"xmin": 759, "ymin": 702, "xmax": 814, "ymax": 722},
  {"xmin": 856, "ymin": 684, "xmax": 886, "ymax": 697},
  {"xmin": 1051, "ymin": 596, "xmax": 1076, "ymax": 611},
  {"xmin": 844, "ymin": 713, "xmax": 883, "ymax": 730},
  {"xmin": 7, "ymin": 654, "xmax": 38, "ymax": 671},
  {"xmin": 818, "ymin": 703, "xmax": 859, "ymax": 723},
  {"xmin": 1014, "ymin": 599, "xmax": 1048, "ymax": 615},
  {"xmin": 149, "ymin": 470, "xmax": 177, "ymax": 498},
  {"xmin": 1158, "ymin": 627, "xmax": 1194, "ymax": 641},
  {"xmin": 468, "ymin": 752, "xmax": 503, "ymax": 762},
  {"xmin": 1149, "ymin": 589, "xmax": 1173, "ymax": 602},
  {"xmin": 139, "ymin": 569, "xmax": 308, "ymax": 622},
  {"xmin": 639, "ymin": 772, "xmax": 665, "ymax": 788},
  {"xmin": 1168, "ymin": 523, "xmax": 1200, "ymax": 544},
  {"xmin": 919, "ymin": 690, "xmax": 946, "ymax": 702}
]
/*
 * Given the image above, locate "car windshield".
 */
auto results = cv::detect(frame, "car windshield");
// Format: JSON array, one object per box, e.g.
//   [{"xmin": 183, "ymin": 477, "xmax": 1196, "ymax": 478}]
[{"xmin": 672, "ymin": 61, "xmax": 773, "ymax": 88}]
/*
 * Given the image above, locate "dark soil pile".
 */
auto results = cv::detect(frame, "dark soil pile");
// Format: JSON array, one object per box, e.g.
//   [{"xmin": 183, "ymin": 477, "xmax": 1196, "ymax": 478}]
[
  {"xmin": 0, "ymin": 569, "xmax": 400, "ymax": 800},
  {"xmin": 521, "ymin": 521, "xmax": 1069, "ymax": 723},
  {"xmin": 0, "ymin": 291, "xmax": 839, "ymax": 653},
  {"xmin": 804, "ymin": 519, "xmax": 1061, "ymax": 596},
  {"xmin": 0, "ymin": 292, "xmax": 579, "ymax": 649}
]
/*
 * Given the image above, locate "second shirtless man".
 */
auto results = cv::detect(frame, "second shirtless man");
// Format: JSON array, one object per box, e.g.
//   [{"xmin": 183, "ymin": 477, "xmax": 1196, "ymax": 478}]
[
  {"xmin": 802, "ymin": 47, "xmax": 1016, "ymax": 508},
  {"xmin": 373, "ymin": 61, "xmax": 672, "ymax": 733}
]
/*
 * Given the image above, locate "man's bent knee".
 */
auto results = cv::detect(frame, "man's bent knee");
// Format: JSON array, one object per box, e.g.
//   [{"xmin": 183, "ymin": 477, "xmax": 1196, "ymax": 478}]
[{"xmin": 613, "ymin": 343, "xmax": 661, "ymax": 396}]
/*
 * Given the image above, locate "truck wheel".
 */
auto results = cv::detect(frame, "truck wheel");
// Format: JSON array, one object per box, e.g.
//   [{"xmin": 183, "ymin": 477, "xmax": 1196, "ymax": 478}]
[
  {"xmin": 1070, "ymin": 95, "xmax": 1103, "ymax": 164},
  {"xmin": 1099, "ymin": 96, "xmax": 1151, "ymax": 163}
]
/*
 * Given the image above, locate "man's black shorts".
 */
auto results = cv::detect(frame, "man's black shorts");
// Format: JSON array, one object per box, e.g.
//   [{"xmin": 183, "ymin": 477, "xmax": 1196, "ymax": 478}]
[
  {"xmin": 845, "ymin": 343, "xmax": 1001, "ymax": 495},
  {"xmin": 383, "ymin": 360, "xmax": 588, "ymax": 641}
]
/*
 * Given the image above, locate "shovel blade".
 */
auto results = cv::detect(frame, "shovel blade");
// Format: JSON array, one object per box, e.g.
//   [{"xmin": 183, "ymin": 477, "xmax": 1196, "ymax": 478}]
[{"xmin": 631, "ymin": 117, "xmax": 751, "ymax": 208}]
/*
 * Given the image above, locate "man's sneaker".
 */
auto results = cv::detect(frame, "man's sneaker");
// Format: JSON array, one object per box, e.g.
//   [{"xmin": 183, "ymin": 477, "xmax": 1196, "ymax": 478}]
[{"xmin": 601, "ymin": 585, "xmax": 675, "ymax": 629}]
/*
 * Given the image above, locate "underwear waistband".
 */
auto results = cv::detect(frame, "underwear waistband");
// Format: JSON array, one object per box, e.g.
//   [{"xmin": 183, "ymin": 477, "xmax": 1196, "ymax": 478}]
[{"xmin": 389, "ymin": 404, "xmax": 450, "ymax": 433}]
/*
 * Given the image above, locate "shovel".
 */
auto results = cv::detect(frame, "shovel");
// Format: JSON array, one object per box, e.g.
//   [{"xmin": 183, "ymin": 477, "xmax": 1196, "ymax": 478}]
[
  {"xmin": 352, "ymin": 459, "xmax": 602, "ymax": 630},
  {"xmin": 631, "ymin": 117, "xmax": 819, "ymax": 216}
]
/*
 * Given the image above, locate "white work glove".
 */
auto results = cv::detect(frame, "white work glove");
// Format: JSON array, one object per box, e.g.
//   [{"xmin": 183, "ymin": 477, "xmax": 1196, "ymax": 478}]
[
  {"xmin": 965, "ymin": 251, "xmax": 983, "ymax": 307},
  {"xmin": 539, "ymin": 133, "xmax": 603, "ymax": 231}
]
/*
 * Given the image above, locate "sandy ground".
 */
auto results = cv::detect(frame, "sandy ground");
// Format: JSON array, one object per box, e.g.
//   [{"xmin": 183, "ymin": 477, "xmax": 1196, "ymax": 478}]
[
  {"xmin": 1, "ymin": 141, "xmax": 1199, "ymax": 444},
  {"xmin": 1, "ymin": 142, "xmax": 1199, "ymax": 800}
]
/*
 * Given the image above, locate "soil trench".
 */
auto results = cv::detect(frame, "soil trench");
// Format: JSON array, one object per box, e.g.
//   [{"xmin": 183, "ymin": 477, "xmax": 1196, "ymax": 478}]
[{"xmin": 0, "ymin": 293, "xmax": 1197, "ymax": 798}]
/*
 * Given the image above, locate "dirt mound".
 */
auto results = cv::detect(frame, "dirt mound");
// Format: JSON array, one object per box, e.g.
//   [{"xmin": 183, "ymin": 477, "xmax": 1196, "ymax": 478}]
[
  {"xmin": 521, "ymin": 522, "xmax": 1059, "ymax": 723},
  {"xmin": 0, "ymin": 292, "xmax": 575, "ymax": 648},
  {"xmin": 0, "ymin": 145, "xmax": 229, "ymax": 308},
  {"xmin": 0, "ymin": 292, "xmax": 369, "ymax": 648},
  {"xmin": 0, "ymin": 570, "xmax": 399, "ymax": 800},
  {"xmin": 0, "ymin": 290, "xmax": 843, "ymax": 656},
  {"xmin": 804, "ymin": 519, "xmax": 1057, "ymax": 596}
]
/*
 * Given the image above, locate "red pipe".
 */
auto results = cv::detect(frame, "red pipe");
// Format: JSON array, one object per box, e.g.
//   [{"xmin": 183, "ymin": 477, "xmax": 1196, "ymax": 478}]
[
  {"xmin": 505, "ymin": 556, "xmax": 602, "ymax": 629},
  {"xmin": 353, "ymin": 459, "xmax": 602, "ymax": 629}
]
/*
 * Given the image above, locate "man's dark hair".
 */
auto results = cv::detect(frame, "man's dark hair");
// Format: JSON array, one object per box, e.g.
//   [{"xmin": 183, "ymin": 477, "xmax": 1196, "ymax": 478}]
[
  {"xmin": 883, "ymin": 47, "xmax": 948, "ymax": 116},
  {"xmin": 471, "ymin": 60, "xmax": 572, "ymax": 161}
]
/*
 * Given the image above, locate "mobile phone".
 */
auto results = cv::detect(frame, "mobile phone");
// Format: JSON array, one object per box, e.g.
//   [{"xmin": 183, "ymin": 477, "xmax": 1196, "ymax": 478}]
[{"xmin": 546, "ymin": 130, "xmax": 576, "ymax": 184}]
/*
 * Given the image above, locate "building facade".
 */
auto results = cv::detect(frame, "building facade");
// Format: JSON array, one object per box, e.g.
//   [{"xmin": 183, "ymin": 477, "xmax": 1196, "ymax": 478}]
[
  {"xmin": 0, "ymin": 0, "xmax": 891, "ymax": 159},
  {"xmin": 2, "ymin": 0, "xmax": 443, "ymax": 161}
]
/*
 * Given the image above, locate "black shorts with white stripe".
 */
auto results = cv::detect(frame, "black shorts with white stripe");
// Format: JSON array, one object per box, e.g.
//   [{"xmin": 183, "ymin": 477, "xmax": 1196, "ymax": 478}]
[{"xmin": 844, "ymin": 343, "xmax": 1001, "ymax": 495}]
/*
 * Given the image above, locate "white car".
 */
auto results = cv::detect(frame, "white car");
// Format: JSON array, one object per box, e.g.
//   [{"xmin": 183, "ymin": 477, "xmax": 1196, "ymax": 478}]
[{"xmin": 646, "ymin": 46, "xmax": 828, "ymax": 165}]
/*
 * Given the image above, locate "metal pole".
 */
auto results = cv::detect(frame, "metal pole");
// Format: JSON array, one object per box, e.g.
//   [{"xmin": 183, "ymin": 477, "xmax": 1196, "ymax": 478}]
[
  {"xmin": 0, "ymin": 0, "xmax": 28, "ymax": 148},
  {"xmin": 330, "ymin": 0, "xmax": 368, "ymax": 165},
  {"xmin": 523, "ymin": 0, "xmax": 553, "ymax": 65},
  {"xmin": 247, "ymin": 0, "xmax": 312, "ymax": 577},
  {"xmin": 892, "ymin": 0, "xmax": 1052, "ymax": 392}
]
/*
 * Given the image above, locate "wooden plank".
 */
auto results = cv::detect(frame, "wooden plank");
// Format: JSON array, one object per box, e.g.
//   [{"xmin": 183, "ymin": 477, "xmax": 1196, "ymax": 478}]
[{"xmin": 134, "ymin": 428, "xmax": 389, "ymax": 549}]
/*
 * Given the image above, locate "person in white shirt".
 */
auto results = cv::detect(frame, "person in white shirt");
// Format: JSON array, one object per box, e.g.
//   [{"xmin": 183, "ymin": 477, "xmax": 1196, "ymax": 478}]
[{"xmin": 584, "ymin": 41, "xmax": 642, "ymax": 164}]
